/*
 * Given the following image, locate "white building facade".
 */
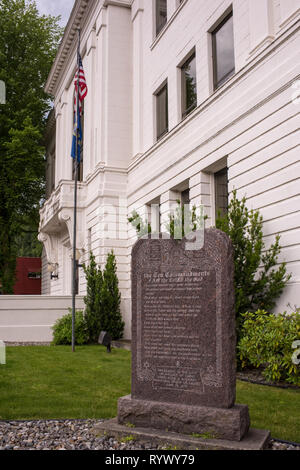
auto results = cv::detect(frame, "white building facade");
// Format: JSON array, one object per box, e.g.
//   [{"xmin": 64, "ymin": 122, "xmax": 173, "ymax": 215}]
[{"xmin": 39, "ymin": 0, "xmax": 300, "ymax": 339}]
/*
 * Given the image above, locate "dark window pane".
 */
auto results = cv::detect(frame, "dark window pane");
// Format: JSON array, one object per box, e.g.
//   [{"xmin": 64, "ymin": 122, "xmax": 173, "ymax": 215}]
[
  {"xmin": 182, "ymin": 53, "xmax": 197, "ymax": 118},
  {"xmin": 215, "ymin": 168, "xmax": 228, "ymax": 218},
  {"xmin": 156, "ymin": 0, "xmax": 167, "ymax": 36},
  {"xmin": 156, "ymin": 84, "xmax": 168, "ymax": 140},
  {"xmin": 181, "ymin": 189, "xmax": 190, "ymax": 205},
  {"xmin": 212, "ymin": 13, "xmax": 235, "ymax": 89}
]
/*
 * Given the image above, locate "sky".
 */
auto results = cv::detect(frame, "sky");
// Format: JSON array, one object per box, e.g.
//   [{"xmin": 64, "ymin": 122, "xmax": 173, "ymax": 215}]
[{"xmin": 34, "ymin": 0, "xmax": 75, "ymax": 27}]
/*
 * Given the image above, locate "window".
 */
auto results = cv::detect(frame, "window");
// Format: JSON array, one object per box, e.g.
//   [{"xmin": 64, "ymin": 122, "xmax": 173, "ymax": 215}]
[
  {"xmin": 181, "ymin": 52, "xmax": 197, "ymax": 118},
  {"xmin": 156, "ymin": 0, "xmax": 167, "ymax": 36},
  {"xmin": 156, "ymin": 83, "xmax": 168, "ymax": 141},
  {"xmin": 214, "ymin": 168, "xmax": 228, "ymax": 218},
  {"xmin": 28, "ymin": 272, "xmax": 41, "ymax": 279},
  {"xmin": 212, "ymin": 11, "xmax": 235, "ymax": 89},
  {"xmin": 181, "ymin": 189, "xmax": 190, "ymax": 205}
]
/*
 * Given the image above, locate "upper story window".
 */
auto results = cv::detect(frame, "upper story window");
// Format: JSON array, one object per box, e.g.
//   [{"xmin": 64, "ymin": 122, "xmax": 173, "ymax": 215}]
[
  {"xmin": 156, "ymin": 82, "xmax": 168, "ymax": 141},
  {"xmin": 214, "ymin": 167, "xmax": 228, "ymax": 219},
  {"xmin": 181, "ymin": 52, "xmax": 197, "ymax": 119},
  {"xmin": 212, "ymin": 11, "xmax": 235, "ymax": 90},
  {"xmin": 181, "ymin": 188, "xmax": 190, "ymax": 205},
  {"xmin": 156, "ymin": 0, "xmax": 167, "ymax": 36}
]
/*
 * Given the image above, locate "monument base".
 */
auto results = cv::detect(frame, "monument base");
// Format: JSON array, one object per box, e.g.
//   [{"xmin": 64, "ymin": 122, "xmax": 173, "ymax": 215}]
[
  {"xmin": 93, "ymin": 418, "xmax": 270, "ymax": 451},
  {"xmin": 118, "ymin": 395, "xmax": 250, "ymax": 442}
]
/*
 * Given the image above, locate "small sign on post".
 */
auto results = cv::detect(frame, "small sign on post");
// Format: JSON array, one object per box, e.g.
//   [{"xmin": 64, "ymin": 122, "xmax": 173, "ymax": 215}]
[
  {"xmin": 0, "ymin": 341, "xmax": 6, "ymax": 365},
  {"xmin": 98, "ymin": 331, "xmax": 112, "ymax": 353}
]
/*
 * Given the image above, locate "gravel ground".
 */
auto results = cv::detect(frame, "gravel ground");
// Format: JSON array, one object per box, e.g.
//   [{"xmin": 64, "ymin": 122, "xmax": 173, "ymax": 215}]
[{"xmin": 0, "ymin": 419, "xmax": 299, "ymax": 451}]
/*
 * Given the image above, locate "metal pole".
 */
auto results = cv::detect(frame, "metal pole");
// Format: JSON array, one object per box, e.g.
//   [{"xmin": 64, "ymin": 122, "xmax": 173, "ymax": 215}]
[{"xmin": 72, "ymin": 29, "xmax": 81, "ymax": 352}]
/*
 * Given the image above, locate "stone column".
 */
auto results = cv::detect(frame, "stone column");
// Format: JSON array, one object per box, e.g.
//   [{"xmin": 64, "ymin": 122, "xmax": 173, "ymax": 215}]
[
  {"xmin": 95, "ymin": 7, "xmax": 108, "ymax": 166},
  {"xmin": 54, "ymin": 102, "xmax": 62, "ymax": 186},
  {"xmin": 160, "ymin": 189, "xmax": 181, "ymax": 234},
  {"xmin": 84, "ymin": 28, "xmax": 97, "ymax": 177},
  {"xmin": 189, "ymin": 172, "xmax": 213, "ymax": 227},
  {"xmin": 132, "ymin": 0, "xmax": 144, "ymax": 160}
]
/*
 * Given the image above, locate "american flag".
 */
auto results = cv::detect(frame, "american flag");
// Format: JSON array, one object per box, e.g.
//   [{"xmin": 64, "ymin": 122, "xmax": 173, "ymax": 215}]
[{"xmin": 74, "ymin": 54, "xmax": 87, "ymax": 113}]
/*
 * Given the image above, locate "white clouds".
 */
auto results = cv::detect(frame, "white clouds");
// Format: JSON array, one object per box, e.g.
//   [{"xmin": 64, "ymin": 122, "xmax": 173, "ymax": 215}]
[{"xmin": 34, "ymin": 0, "xmax": 75, "ymax": 26}]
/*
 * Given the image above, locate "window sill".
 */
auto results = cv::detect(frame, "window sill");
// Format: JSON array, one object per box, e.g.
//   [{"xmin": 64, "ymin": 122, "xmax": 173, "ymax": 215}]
[{"xmin": 150, "ymin": 0, "xmax": 188, "ymax": 51}]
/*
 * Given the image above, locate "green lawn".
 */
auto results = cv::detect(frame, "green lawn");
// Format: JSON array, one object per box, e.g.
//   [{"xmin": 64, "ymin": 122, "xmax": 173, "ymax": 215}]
[{"xmin": 0, "ymin": 346, "xmax": 299, "ymax": 442}]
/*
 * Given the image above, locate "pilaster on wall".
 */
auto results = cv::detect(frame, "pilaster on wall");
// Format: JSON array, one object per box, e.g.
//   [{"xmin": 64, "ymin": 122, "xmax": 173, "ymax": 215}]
[
  {"xmin": 54, "ymin": 103, "xmax": 62, "ymax": 186},
  {"xmin": 132, "ymin": 0, "xmax": 144, "ymax": 160},
  {"xmin": 248, "ymin": 0, "xmax": 275, "ymax": 57},
  {"xmin": 160, "ymin": 189, "xmax": 181, "ymax": 232},
  {"xmin": 189, "ymin": 172, "xmax": 213, "ymax": 228},
  {"xmin": 84, "ymin": 28, "xmax": 97, "ymax": 178},
  {"xmin": 95, "ymin": 7, "xmax": 108, "ymax": 166}
]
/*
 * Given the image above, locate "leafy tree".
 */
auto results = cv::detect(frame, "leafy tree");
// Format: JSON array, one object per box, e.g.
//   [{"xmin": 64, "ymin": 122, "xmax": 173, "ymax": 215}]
[
  {"xmin": 100, "ymin": 251, "xmax": 124, "ymax": 340},
  {"xmin": 0, "ymin": 0, "xmax": 62, "ymax": 292},
  {"xmin": 216, "ymin": 190, "xmax": 291, "ymax": 336},
  {"xmin": 83, "ymin": 252, "xmax": 103, "ymax": 343}
]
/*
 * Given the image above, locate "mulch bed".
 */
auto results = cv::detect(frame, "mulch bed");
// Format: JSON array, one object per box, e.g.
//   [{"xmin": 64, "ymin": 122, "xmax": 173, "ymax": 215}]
[{"xmin": 236, "ymin": 368, "xmax": 300, "ymax": 389}]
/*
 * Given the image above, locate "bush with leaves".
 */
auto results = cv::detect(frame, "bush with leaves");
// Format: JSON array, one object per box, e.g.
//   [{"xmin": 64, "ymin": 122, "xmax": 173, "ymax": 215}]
[
  {"xmin": 238, "ymin": 309, "xmax": 300, "ymax": 386},
  {"xmin": 100, "ymin": 251, "xmax": 124, "ymax": 340},
  {"xmin": 216, "ymin": 190, "xmax": 291, "ymax": 336},
  {"xmin": 82, "ymin": 252, "xmax": 103, "ymax": 343},
  {"xmin": 51, "ymin": 310, "xmax": 88, "ymax": 346}
]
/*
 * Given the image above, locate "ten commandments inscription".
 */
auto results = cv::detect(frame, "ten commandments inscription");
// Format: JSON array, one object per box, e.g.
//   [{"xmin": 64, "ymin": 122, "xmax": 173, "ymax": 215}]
[{"xmin": 131, "ymin": 230, "xmax": 236, "ymax": 408}]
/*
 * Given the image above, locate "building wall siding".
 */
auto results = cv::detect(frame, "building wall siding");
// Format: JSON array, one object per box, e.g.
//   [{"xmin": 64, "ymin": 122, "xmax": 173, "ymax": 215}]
[{"xmin": 40, "ymin": 0, "xmax": 300, "ymax": 338}]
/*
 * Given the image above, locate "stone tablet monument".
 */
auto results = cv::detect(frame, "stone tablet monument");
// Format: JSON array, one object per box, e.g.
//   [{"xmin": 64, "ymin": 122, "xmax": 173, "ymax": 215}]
[{"xmin": 118, "ymin": 229, "xmax": 250, "ymax": 441}]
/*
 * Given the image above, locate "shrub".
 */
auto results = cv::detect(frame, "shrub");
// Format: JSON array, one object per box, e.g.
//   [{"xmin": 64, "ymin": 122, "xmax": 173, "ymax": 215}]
[
  {"xmin": 216, "ymin": 189, "xmax": 291, "ymax": 338},
  {"xmin": 100, "ymin": 250, "xmax": 124, "ymax": 340},
  {"xmin": 51, "ymin": 309, "xmax": 89, "ymax": 345},
  {"xmin": 238, "ymin": 309, "xmax": 300, "ymax": 386},
  {"xmin": 83, "ymin": 251, "xmax": 103, "ymax": 343}
]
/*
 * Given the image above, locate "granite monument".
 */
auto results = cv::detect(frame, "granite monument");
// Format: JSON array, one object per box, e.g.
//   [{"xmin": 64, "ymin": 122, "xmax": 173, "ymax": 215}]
[{"xmin": 118, "ymin": 229, "xmax": 251, "ymax": 441}]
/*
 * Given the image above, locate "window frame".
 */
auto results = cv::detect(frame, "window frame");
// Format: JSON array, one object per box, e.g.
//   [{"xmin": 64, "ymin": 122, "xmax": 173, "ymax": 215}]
[
  {"xmin": 155, "ymin": 82, "xmax": 169, "ymax": 141},
  {"xmin": 214, "ymin": 167, "xmax": 228, "ymax": 220},
  {"xmin": 181, "ymin": 51, "xmax": 197, "ymax": 119},
  {"xmin": 211, "ymin": 11, "xmax": 235, "ymax": 91},
  {"xmin": 155, "ymin": 0, "xmax": 167, "ymax": 37}
]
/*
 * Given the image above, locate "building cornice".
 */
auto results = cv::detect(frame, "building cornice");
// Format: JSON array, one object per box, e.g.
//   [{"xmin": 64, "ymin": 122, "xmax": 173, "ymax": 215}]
[
  {"xmin": 45, "ymin": 0, "xmax": 133, "ymax": 97},
  {"xmin": 45, "ymin": 0, "xmax": 91, "ymax": 96}
]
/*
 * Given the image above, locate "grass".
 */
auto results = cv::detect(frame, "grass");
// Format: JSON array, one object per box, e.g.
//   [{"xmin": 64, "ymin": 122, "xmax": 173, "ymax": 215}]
[
  {"xmin": 0, "ymin": 346, "xmax": 299, "ymax": 443},
  {"xmin": 0, "ymin": 345, "xmax": 131, "ymax": 420}
]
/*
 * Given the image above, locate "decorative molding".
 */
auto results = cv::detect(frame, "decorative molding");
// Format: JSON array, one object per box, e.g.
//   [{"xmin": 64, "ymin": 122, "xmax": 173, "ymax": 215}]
[
  {"xmin": 58, "ymin": 209, "xmax": 85, "ymax": 252},
  {"xmin": 38, "ymin": 232, "xmax": 58, "ymax": 265},
  {"xmin": 131, "ymin": 0, "xmax": 143, "ymax": 22},
  {"xmin": 45, "ymin": 0, "xmax": 91, "ymax": 96},
  {"xmin": 96, "ymin": 7, "xmax": 107, "ymax": 36}
]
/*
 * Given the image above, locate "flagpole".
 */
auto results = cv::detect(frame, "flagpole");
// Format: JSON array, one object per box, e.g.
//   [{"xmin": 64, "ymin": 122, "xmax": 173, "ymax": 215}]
[{"xmin": 72, "ymin": 28, "xmax": 81, "ymax": 352}]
